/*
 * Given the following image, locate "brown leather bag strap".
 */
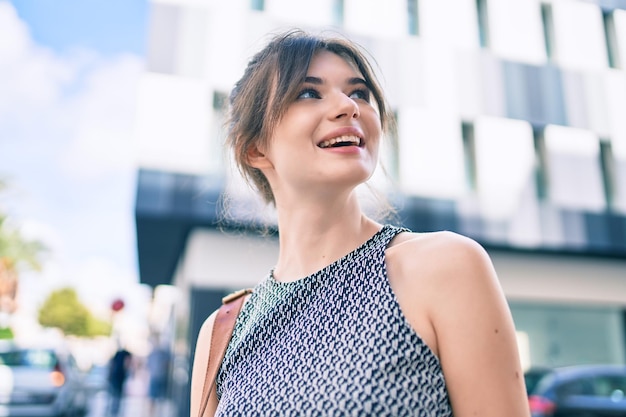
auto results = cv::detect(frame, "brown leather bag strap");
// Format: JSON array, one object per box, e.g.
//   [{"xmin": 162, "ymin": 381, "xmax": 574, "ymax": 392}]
[{"xmin": 198, "ymin": 288, "xmax": 252, "ymax": 417}]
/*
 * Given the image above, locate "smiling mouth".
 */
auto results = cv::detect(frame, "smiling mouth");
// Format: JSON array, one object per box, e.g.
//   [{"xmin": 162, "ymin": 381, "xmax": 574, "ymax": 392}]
[{"xmin": 318, "ymin": 135, "xmax": 362, "ymax": 149}]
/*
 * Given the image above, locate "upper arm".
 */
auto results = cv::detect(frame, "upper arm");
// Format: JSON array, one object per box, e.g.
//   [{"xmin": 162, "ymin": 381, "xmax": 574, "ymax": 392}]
[
  {"xmin": 431, "ymin": 234, "xmax": 530, "ymax": 416},
  {"xmin": 389, "ymin": 231, "xmax": 530, "ymax": 417},
  {"xmin": 190, "ymin": 310, "xmax": 219, "ymax": 417}
]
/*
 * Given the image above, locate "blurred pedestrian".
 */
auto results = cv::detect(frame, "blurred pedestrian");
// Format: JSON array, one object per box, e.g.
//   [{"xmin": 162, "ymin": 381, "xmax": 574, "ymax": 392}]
[
  {"xmin": 190, "ymin": 29, "xmax": 529, "ymax": 416},
  {"xmin": 146, "ymin": 335, "xmax": 171, "ymax": 417},
  {"xmin": 107, "ymin": 343, "xmax": 132, "ymax": 416}
]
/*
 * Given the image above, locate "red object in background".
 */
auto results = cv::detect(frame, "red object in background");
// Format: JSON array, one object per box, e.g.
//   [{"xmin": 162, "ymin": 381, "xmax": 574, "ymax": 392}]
[
  {"xmin": 111, "ymin": 299, "xmax": 125, "ymax": 312},
  {"xmin": 528, "ymin": 395, "xmax": 556, "ymax": 415}
]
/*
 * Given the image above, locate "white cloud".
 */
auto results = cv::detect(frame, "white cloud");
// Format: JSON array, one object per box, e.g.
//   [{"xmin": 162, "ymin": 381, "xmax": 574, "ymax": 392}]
[
  {"xmin": 0, "ymin": 2, "xmax": 144, "ymax": 179},
  {"xmin": 0, "ymin": 2, "xmax": 73, "ymax": 122},
  {"xmin": 61, "ymin": 54, "xmax": 144, "ymax": 178},
  {"xmin": 0, "ymin": 2, "xmax": 147, "ymax": 322}
]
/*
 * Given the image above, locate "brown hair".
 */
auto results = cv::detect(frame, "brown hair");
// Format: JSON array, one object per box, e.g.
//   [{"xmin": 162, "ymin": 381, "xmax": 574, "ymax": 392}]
[{"xmin": 226, "ymin": 29, "xmax": 393, "ymax": 205}]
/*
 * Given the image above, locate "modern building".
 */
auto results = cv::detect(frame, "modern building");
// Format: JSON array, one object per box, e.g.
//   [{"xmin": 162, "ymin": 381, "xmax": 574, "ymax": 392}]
[{"xmin": 133, "ymin": 0, "xmax": 626, "ymax": 414}]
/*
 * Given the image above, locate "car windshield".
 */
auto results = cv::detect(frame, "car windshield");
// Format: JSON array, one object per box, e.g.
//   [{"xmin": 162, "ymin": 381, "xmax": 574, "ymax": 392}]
[
  {"xmin": 525, "ymin": 368, "xmax": 552, "ymax": 395},
  {"xmin": 0, "ymin": 349, "xmax": 57, "ymax": 369}
]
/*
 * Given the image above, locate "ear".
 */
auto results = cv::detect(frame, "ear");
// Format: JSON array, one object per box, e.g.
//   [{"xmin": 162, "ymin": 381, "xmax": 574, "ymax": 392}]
[{"xmin": 245, "ymin": 144, "xmax": 273, "ymax": 170}]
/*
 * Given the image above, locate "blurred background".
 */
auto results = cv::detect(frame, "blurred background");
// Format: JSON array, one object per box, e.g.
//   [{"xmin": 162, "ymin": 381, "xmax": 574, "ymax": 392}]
[{"xmin": 1, "ymin": 0, "xmax": 626, "ymax": 416}]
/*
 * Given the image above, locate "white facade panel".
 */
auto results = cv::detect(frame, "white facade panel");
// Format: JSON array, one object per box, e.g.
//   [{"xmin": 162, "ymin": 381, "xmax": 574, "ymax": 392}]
[
  {"xmin": 474, "ymin": 116, "xmax": 536, "ymax": 221},
  {"xmin": 344, "ymin": 0, "xmax": 406, "ymax": 38},
  {"xmin": 488, "ymin": 0, "xmax": 547, "ymax": 65},
  {"xmin": 266, "ymin": 0, "xmax": 337, "ymax": 26},
  {"xmin": 420, "ymin": 0, "xmax": 480, "ymax": 49},
  {"xmin": 605, "ymin": 69, "xmax": 626, "ymax": 158},
  {"xmin": 551, "ymin": 1, "xmax": 608, "ymax": 71},
  {"xmin": 397, "ymin": 107, "xmax": 466, "ymax": 199},
  {"xmin": 134, "ymin": 73, "xmax": 212, "ymax": 174},
  {"xmin": 544, "ymin": 125, "xmax": 606, "ymax": 211}
]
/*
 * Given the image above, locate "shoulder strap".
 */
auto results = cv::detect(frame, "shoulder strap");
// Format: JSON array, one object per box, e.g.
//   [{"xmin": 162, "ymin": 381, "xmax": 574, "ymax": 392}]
[{"xmin": 198, "ymin": 288, "xmax": 252, "ymax": 417}]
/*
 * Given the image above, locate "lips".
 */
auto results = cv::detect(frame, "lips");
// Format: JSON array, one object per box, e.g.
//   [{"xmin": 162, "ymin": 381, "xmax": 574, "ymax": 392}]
[
  {"xmin": 318, "ymin": 135, "xmax": 362, "ymax": 149},
  {"xmin": 317, "ymin": 127, "xmax": 365, "ymax": 149}
]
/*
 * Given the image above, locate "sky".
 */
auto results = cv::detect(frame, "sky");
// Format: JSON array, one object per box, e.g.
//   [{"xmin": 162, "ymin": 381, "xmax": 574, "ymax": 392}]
[{"xmin": 0, "ymin": 0, "xmax": 152, "ymax": 326}]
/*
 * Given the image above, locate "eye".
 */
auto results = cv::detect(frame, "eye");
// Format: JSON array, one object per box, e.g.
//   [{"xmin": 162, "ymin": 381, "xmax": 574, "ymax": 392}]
[
  {"xmin": 297, "ymin": 88, "xmax": 321, "ymax": 100},
  {"xmin": 349, "ymin": 88, "xmax": 371, "ymax": 102}
]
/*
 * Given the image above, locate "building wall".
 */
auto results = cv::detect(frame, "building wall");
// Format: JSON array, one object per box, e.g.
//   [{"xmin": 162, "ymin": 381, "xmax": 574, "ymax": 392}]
[{"xmin": 134, "ymin": 1, "xmax": 626, "ymax": 413}]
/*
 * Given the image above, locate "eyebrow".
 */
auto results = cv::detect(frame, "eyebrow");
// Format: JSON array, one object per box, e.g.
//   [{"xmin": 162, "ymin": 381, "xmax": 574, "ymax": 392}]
[{"xmin": 303, "ymin": 76, "xmax": 369, "ymax": 87}]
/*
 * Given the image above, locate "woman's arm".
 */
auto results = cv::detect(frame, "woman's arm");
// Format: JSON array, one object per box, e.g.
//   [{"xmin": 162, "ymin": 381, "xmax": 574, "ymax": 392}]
[
  {"xmin": 388, "ymin": 231, "xmax": 530, "ymax": 417},
  {"xmin": 432, "ymin": 233, "xmax": 530, "ymax": 416},
  {"xmin": 189, "ymin": 310, "xmax": 219, "ymax": 417}
]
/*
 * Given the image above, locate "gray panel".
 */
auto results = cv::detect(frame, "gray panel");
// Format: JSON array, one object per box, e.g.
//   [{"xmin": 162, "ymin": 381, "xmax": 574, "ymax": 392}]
[
  {"xmin": 146, "ymin": 3, "xmax": 181, "ymax": 74},
  {"xmin": 481, "ymin": 52, "xmax": 507, "ymax": 117},
  {"xmin": 562, "ymin": 70, "xmax": 589, "ymax": 130},
  {"xmin": 583, "ymin": 211, "xmax": 612, "ymax": 251},
  {"xmin": 613, "ymin": 160, "xmax": 626, "ymax": 213},
  {"xmin": 540, "ymin": 64, "xmax": 568, "ymax": 126},
  {"xmin": 503, "ymin": 61, "xmax": 530, "ymax": 121},
  {"xmin": 560, "ymin": 209, "xmax": 587, "ymax": 248},
  {"xmin": 588, "ymin": 0, "xmax": 626, "ymax": 11}
]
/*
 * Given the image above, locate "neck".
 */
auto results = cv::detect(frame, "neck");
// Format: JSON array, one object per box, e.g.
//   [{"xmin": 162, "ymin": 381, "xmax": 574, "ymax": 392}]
[{"xmin": 271, "ymin": 193, "xmax": 381, "ymax": 283}]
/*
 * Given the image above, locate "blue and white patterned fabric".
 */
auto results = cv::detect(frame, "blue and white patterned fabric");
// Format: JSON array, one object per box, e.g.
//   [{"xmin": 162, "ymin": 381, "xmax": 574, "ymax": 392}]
[{"xmin": 215, "ymin": 225, "xmax": 452, "ymax": 416}]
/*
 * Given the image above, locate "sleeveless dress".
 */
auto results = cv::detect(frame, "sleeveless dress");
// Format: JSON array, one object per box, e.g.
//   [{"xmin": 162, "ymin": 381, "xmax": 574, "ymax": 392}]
[{"xmin": 215, "ymin": 225, "xmax": 452, "ymax": 416}]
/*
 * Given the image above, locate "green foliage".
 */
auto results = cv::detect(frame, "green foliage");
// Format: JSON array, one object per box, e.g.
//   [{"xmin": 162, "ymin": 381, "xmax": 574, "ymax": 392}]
[
  {"xmin": 38, "ymin": 287, "xmax": 111, "ymax": 338},
  {"xmin": 0, "ymin": 327, "xmax": 14, "ymax": 339},
  {"xmin": 0, "ymin": 214, "xmax": 47, "ymax": 272},
  {"xmin": 87, "ymin": 315, "xmax": 112, "ymax": 337}
]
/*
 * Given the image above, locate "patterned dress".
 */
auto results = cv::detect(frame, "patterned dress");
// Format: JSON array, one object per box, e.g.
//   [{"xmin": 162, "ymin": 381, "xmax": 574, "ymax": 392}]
[{"xmin": 215, "ymin": 225, "xmax": 452, "ymax": 416}]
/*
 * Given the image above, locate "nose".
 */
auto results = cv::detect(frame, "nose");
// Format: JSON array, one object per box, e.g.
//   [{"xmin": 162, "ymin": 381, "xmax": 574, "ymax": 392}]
[{"xmin": 332, "ymin": 93, "xmax": 360, "ymax": 120}]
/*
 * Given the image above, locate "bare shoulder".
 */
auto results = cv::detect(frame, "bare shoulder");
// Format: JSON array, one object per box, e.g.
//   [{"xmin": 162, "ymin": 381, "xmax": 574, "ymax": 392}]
[
  {"xmin": 386, "ymin": 230, "xmax": 494, "ymax": 286},
  {"xmin": 387, "ymin": 230, "xmax": 529, "ymax": 416}
]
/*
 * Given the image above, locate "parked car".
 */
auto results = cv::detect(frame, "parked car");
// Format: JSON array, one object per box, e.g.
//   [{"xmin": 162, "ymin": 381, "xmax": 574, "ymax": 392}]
[
  {"xmin": 0, "ymin": 341, "xmax": 89, "ymax": 417},
  {"xmin": 525, "ymin": 366, "xmax": 553, "ymax": 396},
  {"xmin": 527, "ymin": 364, "xmax": 626, "ymax": 417}
]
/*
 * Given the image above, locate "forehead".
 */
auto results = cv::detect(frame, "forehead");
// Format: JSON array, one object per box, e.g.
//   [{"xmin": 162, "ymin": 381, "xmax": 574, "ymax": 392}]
[{"xmin": 306, "ymin": 50, "xmax": 363, "ymax": 79}]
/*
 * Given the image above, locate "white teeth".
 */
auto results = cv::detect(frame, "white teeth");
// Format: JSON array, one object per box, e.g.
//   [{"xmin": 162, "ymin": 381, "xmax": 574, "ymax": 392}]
[{"xmin": 318, "ymin": 135, "xmax": 361, "ymax": 149}]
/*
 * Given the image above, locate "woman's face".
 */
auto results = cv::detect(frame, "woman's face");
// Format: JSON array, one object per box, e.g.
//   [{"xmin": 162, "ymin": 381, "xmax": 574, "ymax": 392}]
[{"xmin": 254, "ymin": 50, "xmax": 382, "ymax": 201}]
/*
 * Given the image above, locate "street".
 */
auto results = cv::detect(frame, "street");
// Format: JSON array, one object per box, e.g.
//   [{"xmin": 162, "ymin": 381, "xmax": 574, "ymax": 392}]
[
  {"xmin": 85, "ymin": 392, "xmax": 175, "ymax": 417},
  {"xmin": 85, "ymin": 368, "xmax": 176, "ymax": 417}
]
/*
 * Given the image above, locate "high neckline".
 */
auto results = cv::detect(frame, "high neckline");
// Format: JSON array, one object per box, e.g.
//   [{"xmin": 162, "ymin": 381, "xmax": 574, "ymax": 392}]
[{"xmin": 268, "ymin": 225, "xmax": 394, "ymax": 287}]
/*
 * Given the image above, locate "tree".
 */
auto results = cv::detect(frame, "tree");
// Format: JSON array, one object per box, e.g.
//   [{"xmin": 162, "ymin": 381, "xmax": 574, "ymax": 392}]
[
  {"xmin": 38, "ymin": 287, "xmax": 111, "ymax": 337},
  {"xmin": 0, "ymin": 214, "xmax": 47, "ymax": 316}
]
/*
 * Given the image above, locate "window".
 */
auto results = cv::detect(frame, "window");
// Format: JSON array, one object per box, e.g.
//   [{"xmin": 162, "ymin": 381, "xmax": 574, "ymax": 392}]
[
  {"xmin": 333, "ymin": 0, "xmax": 344, "ymax": 26},
  {"xmin": 541, "ymin": 3, "xmax": 555, "ymax": 62},
  {"xmin": 461, "ymin": 121, "xmax": 477, "ymax": 192},
  {"xmin": 557, "ymin": 378, "xmax": 594, "ymax": 397},
  {"xmin": 603, "ymin": 10, "xmax": 620, "ymax": 68},
  {"xmin": 476, "ymin": 0, "xmax": 490, "ymax": 48},
  {"xmin": 407, "ymin": 0, "xmax": 419, "ymax": 36},
  {"xmin": 614, "ymin": 10, "xmax": 626, "ymax": 70},
  {"xmin": 533, "ymin": 125, "xmax": 548, "ymax": 201},
  {"xmin": 600, "ymin": 140, "xmax": 616, "ymax": 209},
  {"xmin": 592, "ymin": 375, "xmax": 626, "ymax": 398},
  {"xmin": 209, "ymin": 91, "xmax": 228, "ymax": 175},
  {"xmin": 250, "ymin": 0, "xmax": 264, "ymax": 11}
]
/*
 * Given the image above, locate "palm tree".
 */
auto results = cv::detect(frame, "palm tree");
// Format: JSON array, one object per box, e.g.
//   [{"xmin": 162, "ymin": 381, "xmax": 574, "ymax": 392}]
[{"xmin": 0, "ymin": 214, "xmax": 47, "ymax": 319}]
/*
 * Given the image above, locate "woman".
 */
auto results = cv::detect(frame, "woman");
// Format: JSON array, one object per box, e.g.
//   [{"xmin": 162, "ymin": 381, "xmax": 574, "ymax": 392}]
[{"xmin": 190, "ymin": 29, "xmax": 530, "ymax": 416}]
